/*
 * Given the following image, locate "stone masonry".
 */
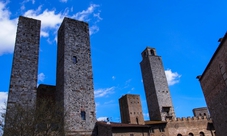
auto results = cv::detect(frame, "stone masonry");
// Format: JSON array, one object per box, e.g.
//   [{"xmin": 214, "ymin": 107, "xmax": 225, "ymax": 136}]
[
  {"xmin": 56, "ymin": 17, "xmax": 96, "ymax": 135},
  {"xmin": 140, "ymin": 47, "xmax": 175, "ymax": 121},
  {"xmin": 4, "ymin": 16, "xmax": 40, "ymax": 129},
  {"xmin": 199, "ymin": 32, "xmax": 227, "ymax": 136},
  {"xmin": 119, "ymin": 94, "xmax": 144, "ymax": 125}
]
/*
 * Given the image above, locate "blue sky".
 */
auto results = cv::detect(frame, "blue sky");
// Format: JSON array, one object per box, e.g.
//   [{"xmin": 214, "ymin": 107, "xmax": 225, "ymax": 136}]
[{"xmin": 0, "ymin": 0, "xmax": 227, "ymax": 122}]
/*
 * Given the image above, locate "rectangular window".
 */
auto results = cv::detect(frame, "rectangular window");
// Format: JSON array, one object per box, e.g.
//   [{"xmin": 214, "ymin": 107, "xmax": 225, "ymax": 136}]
[{"xmin": 81, "ymin": 111, "xmax": 86, "ymax": 120}]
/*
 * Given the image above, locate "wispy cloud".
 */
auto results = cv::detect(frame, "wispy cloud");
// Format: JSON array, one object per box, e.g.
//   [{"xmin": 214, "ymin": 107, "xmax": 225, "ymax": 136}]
[
  {"xmin": 59, "ymin": 0, "xmax": 67, "ymax": 3},
  {"xmin": 21, "ymin": 0, "xmax": 35, "ymax": 10},
  {"xmin": 73, "ymin": 4, "xmax": 99, "ymax": 21},
  {"xmin": 0, "ymin": 2, "xmax": 102, "ymax": 55},
  {"xmin": 94, "ymin": 87, "xmax": 115, "ymax": 98},
  {"xmin": 124, "ymin": 79, "xmax": 132, "ymax": 88},
  {"xmin": 104, "ymin": 100, "xmax": 114, "ymax": 105},
  {"xmin": 38, "ymin": 73, "xmax": 45, "ymax": 82},
  {"xmin": 112, "ymin": 76, "xmax": 116, "ymax": 80},
  {"xmin": 72, "ymin": 4, "xmax": 102, "ymax": 35},
  {"xmin": 165, "ymin": 69, "xmax": 181, "ymax": 86}
]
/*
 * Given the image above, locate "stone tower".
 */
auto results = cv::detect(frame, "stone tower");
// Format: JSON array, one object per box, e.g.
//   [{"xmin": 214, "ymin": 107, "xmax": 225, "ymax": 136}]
[
  {"xmin": 4, "ymin": 16, "xmax": 40, "ymax": 129},
  {"xmin": 140, "ymin": 47, "xmax": 175, "ymax": 121},
  {"xmin": 56, "ymin": 17, "xmax": 96, "ymax": 135},
  {"xmin": 119, "ymin": 94, "xmax": 144, "ymax": 125}
]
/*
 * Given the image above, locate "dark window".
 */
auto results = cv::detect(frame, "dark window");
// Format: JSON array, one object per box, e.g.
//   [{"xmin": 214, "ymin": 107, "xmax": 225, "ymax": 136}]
[
  {"xmin": 73, "ymin": 56, "xmax": 77, "ymax": 64},
  {"xmin": 150, "ymin": 50, "xmax": 154, "ymax": 55},
  {"xmin": 136, "ymin": 117, "xmax": 139, "ymax": 124},
  {"xmin": 159, "ymin": 127, "xmax": 165, "ymax": 132},
  {"xmin": 81, "ymin": 111, "xmax": 86, "ymax": 120},
  {"xmin": 177, "ymin": 134, "xmax": 182, "ymax": 136},
  {"xmin": 189, "ymin": 133, "xmax": 194, "ymax": 136},
  {"xmin": 199, "ymin": 132, "xmax": 205, "ymax": 136},
  {"xmin": 143, "ymin": 51, "xmax": 147, "ymax": 57}
]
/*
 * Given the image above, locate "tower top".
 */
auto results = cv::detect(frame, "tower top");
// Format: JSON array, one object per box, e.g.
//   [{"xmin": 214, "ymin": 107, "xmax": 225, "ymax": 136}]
[{"xmin": 141, "ymin": 47, "xmax": 157, "ymax": 59}]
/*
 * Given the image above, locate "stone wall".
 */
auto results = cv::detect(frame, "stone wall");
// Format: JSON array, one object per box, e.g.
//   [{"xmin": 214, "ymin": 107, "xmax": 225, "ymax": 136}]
[
  {"xmin": 56, "ymin": 17, "xmax": 96, "ymax": 135},
  {"xmin": 4, "ymin": 16, "xmax": 40, "ymax": 131},
  {"xmin": 140, "ymin": 47, "xmax": 175, "ymax": 121},
  {"xmin": 199, "ymin": 33, "xmax": 227, "ymax": 136},
  {"xmin": 166, "ymin": 116, "xmax": 215, "ymax": 136},
  {"xmin": 192, "ymin": 107, "xmax": 209, "ymax": 118},
  {"xmin": 119, "ymin": 94, "xmax": 144, "ymax": 125}
]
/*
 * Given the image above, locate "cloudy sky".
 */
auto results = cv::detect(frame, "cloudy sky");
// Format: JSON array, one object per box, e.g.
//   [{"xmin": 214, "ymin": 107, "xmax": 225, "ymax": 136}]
[{"xmin": 0, "ymin": 0, "xmax": 227, "ymax": 122}]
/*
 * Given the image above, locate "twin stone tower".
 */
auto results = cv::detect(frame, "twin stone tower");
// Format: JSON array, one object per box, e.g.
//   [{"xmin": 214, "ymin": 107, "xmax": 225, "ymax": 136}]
[
  {"xmin": 5, "ymin": 16, "xmax": 96, "ymax": 135},
  {"xmin": 5, "ymin": 16, "xmax": 175, "ymax": 135}
]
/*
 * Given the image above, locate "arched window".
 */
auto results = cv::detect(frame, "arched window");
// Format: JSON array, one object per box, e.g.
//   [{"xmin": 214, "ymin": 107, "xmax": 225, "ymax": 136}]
[
  {"xmin": 177, "ymin": 134, "xmax": 182, "ymax": 136},
  {"xmin": 199, "ymin": 132, "xmax": 205, "ymax": 136},
  {"xmin": 189, "ymin": 133, "xmax": 194, "ymax": 136}
]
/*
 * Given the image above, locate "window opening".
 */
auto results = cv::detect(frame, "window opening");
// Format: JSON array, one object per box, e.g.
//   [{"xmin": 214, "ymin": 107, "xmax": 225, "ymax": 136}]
[
  {"xmin": 150, "ymin": 50, "xmax": 154, "ymax": 55},
  {"xmin": 72, "ymin": 56, "xmax": 77, "ymax": 64},
  {"xmin": 177, "ymin": 134, "xmax": 182, "ymax": 136},
  {"xmin": 136, "ymin": 117, "xmax": 139, "ymax": 124},
  {"xmin": 189, "ymin": 133, "xmax": 194, "ymax": 136},
  {"xmin": 81, "ymin": 111, "xmax": 86, "ymax": 120},
  {"xmin": 199, "ymin": 132, "xmax": 205, "ymax": 136}
]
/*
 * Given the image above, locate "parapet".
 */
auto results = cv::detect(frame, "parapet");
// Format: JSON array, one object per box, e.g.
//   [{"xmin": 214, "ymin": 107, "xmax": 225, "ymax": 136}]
[{"xmin": 166, "ymin": 115, "xmax": 212, "ymax": 122}]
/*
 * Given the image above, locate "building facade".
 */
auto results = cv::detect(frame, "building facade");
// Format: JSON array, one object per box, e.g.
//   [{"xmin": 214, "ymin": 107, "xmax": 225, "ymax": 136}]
[
  {"xmin": 199, "ymin": 33, "xmax": 227, "ymax": 136},
  {"xmin": 119, "ymin": 94, "xmax": 144, "ymax": 125}
]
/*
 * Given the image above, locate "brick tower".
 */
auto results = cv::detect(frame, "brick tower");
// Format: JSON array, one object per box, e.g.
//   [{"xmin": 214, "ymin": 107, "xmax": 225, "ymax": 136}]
[
  {"xmin": 140, "ymin": 47, "xmax": 175, "ymax": 121},
  {"xmin": 56, "ymin": 17, "xmax": 96, "ymax": 135},
  {"xmin": 4, "ymin": 16, "xmax": 40, "ymax": 130},
  {"xmin": 119, "ymin": 94, "xmax": 144, "ymax": 124}
]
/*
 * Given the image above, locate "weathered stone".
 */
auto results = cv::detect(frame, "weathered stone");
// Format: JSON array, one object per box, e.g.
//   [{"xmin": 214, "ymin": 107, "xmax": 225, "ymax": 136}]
[
  {"xmin": 140, "ymin": 47, "xmax": 175, "ymax": 121},
  {"xmin": 56, "ymin": 17, "xmax": 96, "ymax": 135},
  {"xmin": 5, "ymin": 16, "xmax": 40, "ymax": 131},
  {"xmin": 199, "ymin": 33, "xmax": 227, "ymax": 136},
  {"xmin": 119, "ymin": 94, "xmax": 144, "ymax": 125}
]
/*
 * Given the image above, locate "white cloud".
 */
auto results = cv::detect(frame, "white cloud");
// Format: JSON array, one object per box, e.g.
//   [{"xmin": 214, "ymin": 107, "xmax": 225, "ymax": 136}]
[
  {"xmin": 0, "ymin": 2, "xmax": 102, "ymax": 55},
  {"xmin": 0, "ymin": 1, "xmax": 17, "ymax": 55},
  {"xmin": 0, "ymin": 92, "xmax": 8, "ymax": 112},
  {"xmin": 24, "ymin": 6, "xmax": 65, "ymax": 37},
  {"xmin": 59, "ymin": 0, "xmax": 67, "ymax": 3},
  {"xmin": 97, "ymin": 117, "xmax": 108, "ymax": 121},
  {"xmin": 165, "ymin": 69, "xmax": 181, "ymax": 86},
  {"xmin": 94, "ymin": 87, "xmax": 115, "ymax": 98},
  {"xmin": 89, "ymin": 25, "xmax": 99, "ymax": 35},
  {"xmin": 38, "ymin": 73, "xmax": 45, "ymax": 82},
  {"xmin": 73, "ymin": 4, "xmax": 99, "ymax": 21},
  {"xmin": 72, "ymin": 4, "xmax": 102, "ymax": 35}
]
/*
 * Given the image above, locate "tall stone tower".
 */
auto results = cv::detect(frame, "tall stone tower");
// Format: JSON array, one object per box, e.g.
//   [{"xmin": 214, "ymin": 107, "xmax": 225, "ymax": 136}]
[
  {"xmin": 4, "ymin": 16, "xmax": 40, "ymax": 129},
  {"xmin": 56, "ymin": 17, "xmax": 96, "ymax": 135},
  {"xmin": 140, "ymin": 47, "xmax": 175, "ymax": 121},
  {"xmin": 119, "ymin": 94, "xmax": 144, "ymax": 125}
]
